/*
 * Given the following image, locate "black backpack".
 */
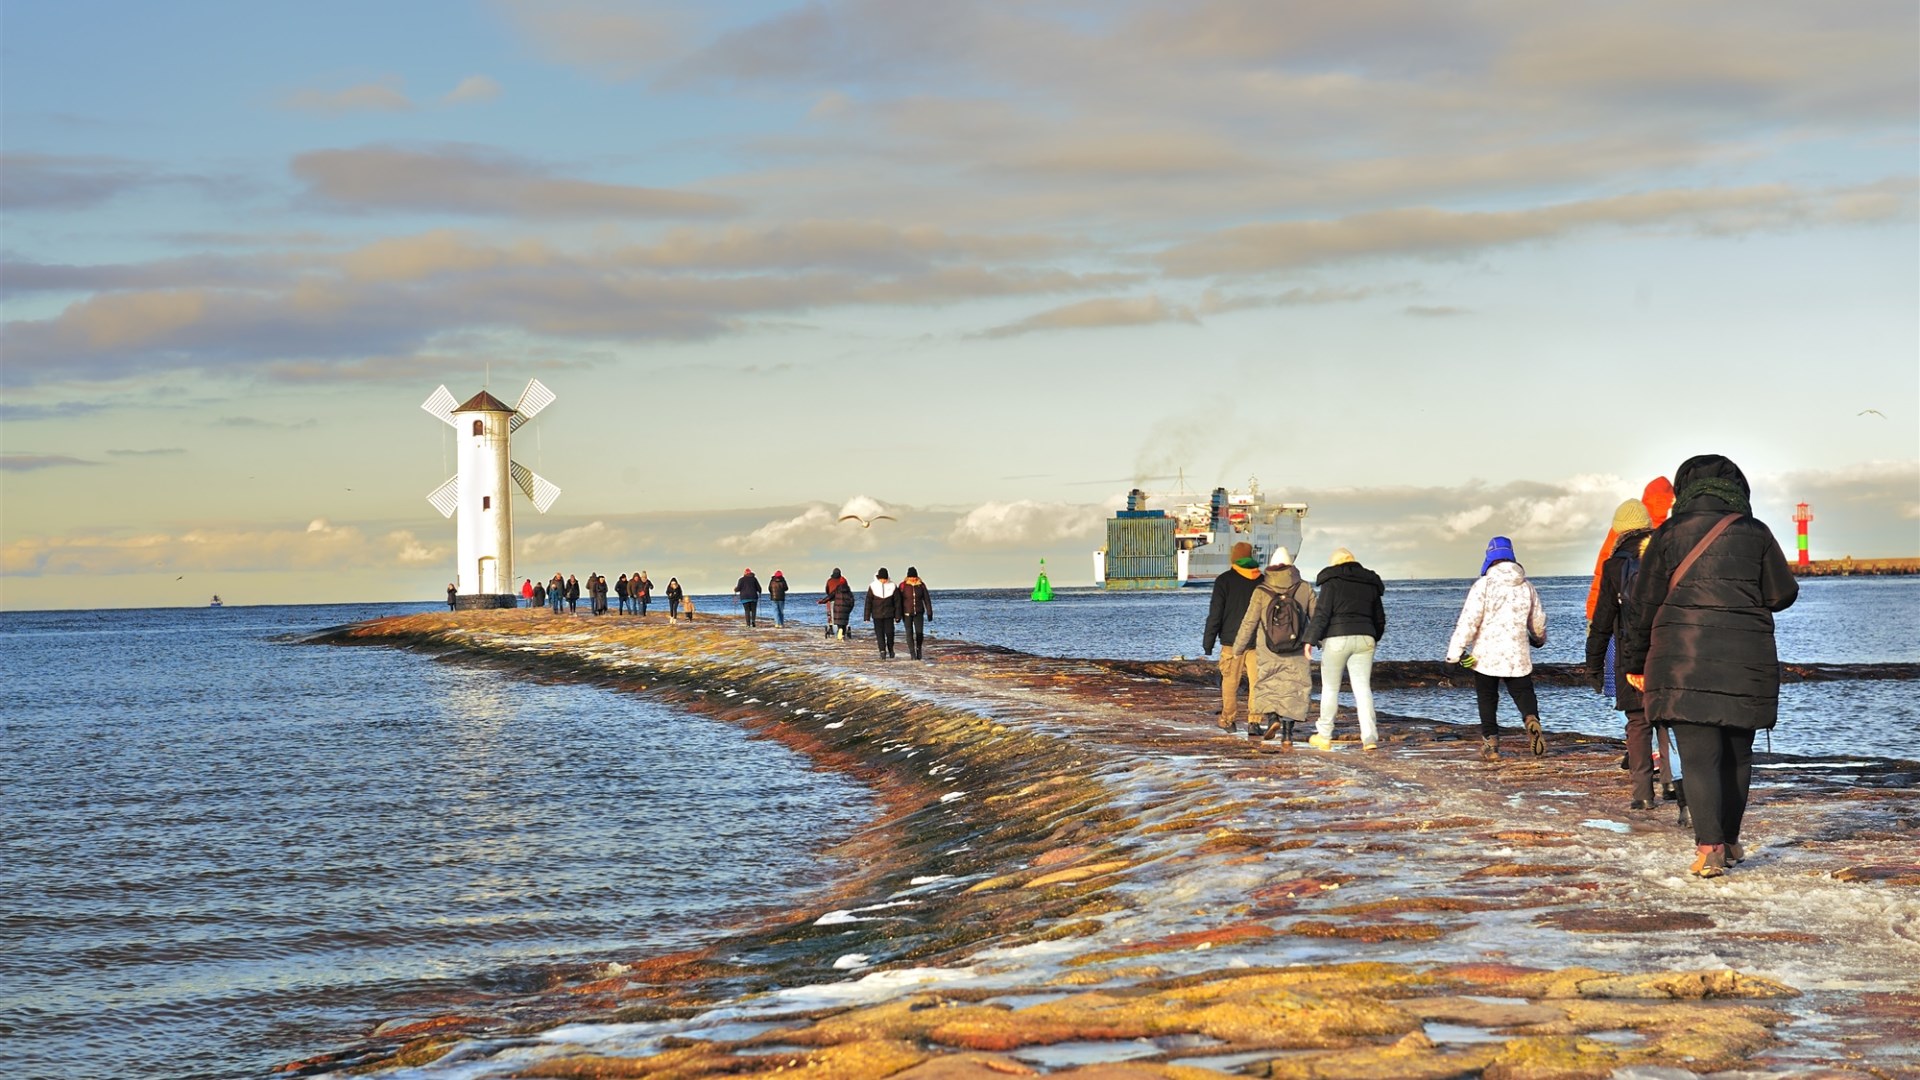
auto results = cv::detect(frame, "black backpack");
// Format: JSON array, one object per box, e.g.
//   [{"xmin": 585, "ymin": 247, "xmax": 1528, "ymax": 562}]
[{"xmin": 1257, "ymin": 577, "xmax": 1307, "ymax": 652}]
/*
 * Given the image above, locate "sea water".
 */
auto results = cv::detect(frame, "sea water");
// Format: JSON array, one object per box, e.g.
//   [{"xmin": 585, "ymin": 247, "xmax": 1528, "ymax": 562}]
[
  {"xmin": 1, "ymin": 576, "xmax": 1912, "ymax": 1079},
  {"xmin": 0, "ymin": 603, "xmax": 877, "ymax": 1080}
]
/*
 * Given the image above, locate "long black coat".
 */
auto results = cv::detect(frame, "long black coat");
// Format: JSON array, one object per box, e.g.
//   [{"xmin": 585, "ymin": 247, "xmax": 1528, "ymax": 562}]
[
  {"xmin": 1618, "ymin": 456, "xmax": 1797, "ymax": 731},
  {"xmin": 1304, "ymin": 562, "xmax": 1386, "ymax": 645}
]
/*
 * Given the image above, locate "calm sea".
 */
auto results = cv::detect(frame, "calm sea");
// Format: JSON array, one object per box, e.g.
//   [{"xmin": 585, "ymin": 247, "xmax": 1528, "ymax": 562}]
[{"xmin": 1, "ymin": 575, "xmax": 1912, "ymax": 1079}]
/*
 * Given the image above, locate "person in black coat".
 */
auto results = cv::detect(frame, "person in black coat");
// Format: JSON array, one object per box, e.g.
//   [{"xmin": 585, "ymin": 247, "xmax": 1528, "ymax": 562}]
[
  {"xmin": 897, "ymin": 567, "xmax": 934, "ymax": 660},
  {"xmin": 1303, "ymin": 548, "xmax": 1387, "ymax": 750},
  {"xmin": 828, "ymin": 577, "xmax": 856, "ymax": 639},
  {"xmin": 1619, "ymin": 454, "xmax": 1797, "ymax": 878},
  {"xmin": 735, "ymin": 568, "xmax": 763, "ymax": 627},
  {"xmin": 1202, "ymin": 541, "xmax": 1264, "ymax": 731},
  {"xmin": 1585, "ymin": 499, "xmax": 1658, "ymax": 808},
  {"xmin": 863, "ymin": 568, "xmax": 902, "ymax": 658}
]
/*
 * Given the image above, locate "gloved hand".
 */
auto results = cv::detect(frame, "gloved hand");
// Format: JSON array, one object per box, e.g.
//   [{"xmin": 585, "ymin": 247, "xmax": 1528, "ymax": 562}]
[{"xmin": 1457, "ymin": 654, "xmax": 1478, "ymax": 670}]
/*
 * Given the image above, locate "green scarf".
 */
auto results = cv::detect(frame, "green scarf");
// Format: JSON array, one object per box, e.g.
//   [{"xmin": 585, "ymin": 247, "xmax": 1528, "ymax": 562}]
[
  {"xmin": 1677, "ymin": 476, "xmax": 1750, "ymax": 514},
  {"xmin": 1233, "ymin": 556, "xmax": 1261, "ymax": 569}
]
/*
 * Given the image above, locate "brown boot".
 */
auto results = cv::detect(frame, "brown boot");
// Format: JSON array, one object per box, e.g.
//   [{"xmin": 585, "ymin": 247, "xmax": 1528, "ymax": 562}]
[
  {"xmin": 1480, "ymin": 736, "xmax": 1501, "ymax": 761},
  {"xmin": 1690, "ymin": 845, "xmax": 1727, "ymax": 878},
  {"xmin": 1523, "ymin": 714, "xmax": 1547, "ymax": 756}
]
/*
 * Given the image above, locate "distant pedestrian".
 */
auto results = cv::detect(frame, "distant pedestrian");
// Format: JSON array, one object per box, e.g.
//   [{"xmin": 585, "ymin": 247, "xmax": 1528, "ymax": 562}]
[
  {"xmin": 1620, "ymin": 454, "xmax": 1797, "ymax": 879},
  {"xmin": 1446, "ymin": 536, "xmax": 1549, "ymax": 761},
  {"xmin": 565, "ymin": 574, "xmax": 580, "ymax": 614},
  {"xmin": 768, "ymin": 570, "xmax": 789, "ymax": 626},
  {"xmin": 446, "ymin": 583, "xmax": 457, "ymax": 611},
  {"xmin": 864, "ymin": 568, "xmax": 901, "ymax": 658},
  {"xmin": 521, "ymin": 577, "xmax": 534, "ymax": 608},
  {"xmin": 532, "ymin": 581, "xmax": 547, "ymax": 609},
  {"xmin": 616, "ymin": 573, "xmax": 630, "ymax": 614},
  {"xmin": 633, "ymin": 572, "xmax": 652, "ymax": 616},
  {"xmin": 592, "ymin": 573, "xmax": 608, "ymax": 615},
  {"xmin": 1304, "ymin": 547, "xmax": 1386, "ymax": 752},
  {"xmin": 821, "ymin": 567, "xmax": 849, "ymax": 638},
  {"xmin": 665, "ymin": 577, "xmax": 683, "ymax": 619},
  {"xmin": 1586, "ymin": 499, "xmax": 1659, "ymax": 808},
  {"xmin": 829, "ymin": 576, "xmax": 856, "ymax": 639},
  {"xmin": 1203, "ymin": 541, "xmax": 1263, "ymax": 731},
  {"xmin": 549, "ymin": 572, "xmax": 565, "ymax": 613},
  {"xmin": 735, "ymin": 567, "xmax": 763, "ymax": 627},
  {"xmin": 1232, "ymin": 547, "xmax": 1316, "ymax": 750},
  {"xmin": 898, "ymin": 567, "xmax": 933, "ymax": 659}
]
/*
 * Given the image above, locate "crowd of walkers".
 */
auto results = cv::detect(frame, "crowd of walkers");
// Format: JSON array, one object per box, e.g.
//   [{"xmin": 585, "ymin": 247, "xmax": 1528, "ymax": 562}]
[
  {"xmin": 1205, "ymin": 452, "xmax": 1796, "ymax": 881},
  {"xmin": 508, "ymin": 564, "xmax": 938, "ymax": 660}
]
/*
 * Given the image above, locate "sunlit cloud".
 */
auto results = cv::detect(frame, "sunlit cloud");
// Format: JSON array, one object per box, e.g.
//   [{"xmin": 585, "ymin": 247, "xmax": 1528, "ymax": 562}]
[
  {"xmin": 442, "ymin": 75, "xmax": 502, "ymax": 105},
  {"xmin": 949, "ymin": 499, "xmax": 1106, "ymax": 548},
  {"xmin": 291, "ymin": 143, "xmax": 740, "ymax": 218},
  {"xmin": 0, "ymin": 453, "xmax": 99, "ymax": 472},
  {"xmin": 281, "ymin": 78, "xmax": 413, "ymax": 114},
  {"xmin": 0, "ymin": 520, "xmax": 446, "ymax": 575},
  {"xmin": 979, "ymin": 294, "xmax": 1197, "ymax": 338}
]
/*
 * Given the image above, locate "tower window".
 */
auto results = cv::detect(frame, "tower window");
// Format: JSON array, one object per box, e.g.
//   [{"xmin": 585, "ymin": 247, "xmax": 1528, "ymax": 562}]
[
  {"xmin": 472, "ymin": 419, "xmax": 484, "ymax": 436},
  {"xmin": 482, "ymin": 496, "xmax": 491, "ymax": 510}
]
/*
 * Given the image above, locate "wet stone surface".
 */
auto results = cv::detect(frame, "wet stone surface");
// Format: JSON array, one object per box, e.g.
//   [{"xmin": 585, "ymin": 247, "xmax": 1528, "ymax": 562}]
[{"xmin": 292, "ymin": 611, "xmax": 1920, "ymax": 1077}]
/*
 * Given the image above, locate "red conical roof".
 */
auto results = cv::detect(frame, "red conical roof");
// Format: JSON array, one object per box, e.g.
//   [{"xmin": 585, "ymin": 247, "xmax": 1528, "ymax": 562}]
[{"xmin": 454, "ymin": 390, "xmax": 515, "ymax": 413}]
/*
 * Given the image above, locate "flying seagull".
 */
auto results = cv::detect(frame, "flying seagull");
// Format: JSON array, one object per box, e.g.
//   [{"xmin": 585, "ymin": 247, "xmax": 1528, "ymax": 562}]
[
  {"xmin": 839, "ymin": 513, "xmax": 897, "ymax": 528},
  {"xmin": 1858, "ymin": 409, "xmax": 1887, "ymax": 419}
]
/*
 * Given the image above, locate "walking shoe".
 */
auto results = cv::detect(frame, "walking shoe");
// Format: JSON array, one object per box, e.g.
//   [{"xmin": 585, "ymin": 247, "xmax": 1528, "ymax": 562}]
[
  {"xmin": 1362, "ymin": 742, "xmax": 1379, "ymax": 751},
  {"xmin": 1218, "ymin": 717, "xmax": 1237, "ymax": 732},
  {"xmin": 1246, "ymin": 719, "xmax": 1266, "ymax": 739},
  {"xmin": 1630, "ymin": 799, "xmax": 1651, "ymax": 811},
  {"xmin": 1480, "ymin": 736, "xmax": 1501, "ymax": 761},
  {"xmin": 1279, "ymin": 717, "xmax": 1296, "ymax": 751},
  {"xmin": 1726, "ymin": 842, "xmax": 1746, "ymax": 864},
  {"xmin": 1524, "ymin": 715, "xmax": 1547, "ymax": 756},
  {"xmin": 1307, "ymin": 734, "xmax": 1334, "ymax": 752},
  {"xmin": 1689, "ymin": 846, "xmax": 1727, "ymax": 878}
]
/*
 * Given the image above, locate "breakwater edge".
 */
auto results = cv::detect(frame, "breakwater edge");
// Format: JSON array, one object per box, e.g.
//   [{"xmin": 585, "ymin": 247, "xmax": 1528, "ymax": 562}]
[{"xmin": 290, "ymin": 608, "xmax": 1920, "ymax": 1079}]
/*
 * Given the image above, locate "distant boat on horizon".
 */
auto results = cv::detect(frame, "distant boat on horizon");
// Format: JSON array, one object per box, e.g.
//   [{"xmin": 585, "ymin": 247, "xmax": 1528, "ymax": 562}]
[{"xmin": 209, "ymin": 595, "xmax": 223, "ymax": 608}]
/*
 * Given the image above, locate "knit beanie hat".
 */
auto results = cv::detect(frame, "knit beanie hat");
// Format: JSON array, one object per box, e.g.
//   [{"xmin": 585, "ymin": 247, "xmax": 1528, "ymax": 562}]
[
  {"xmin": 1642, "ymin": 477, "xmax": 1676, "ymax": 526},
  {"xmin": 1329, "ymin": 547, "xmax": 1356, "ymax": 565},
  {"xmin": 906, "ymin": 566, "xmax": 918, "ymax": 577},
  {"xmin": 1611, "ymin": 499, "xmax": 1651, "ymax": 533},
  {"xmin": 1481, "ymin": 536, "xmax": 1517, "ymax": 575},
  {"xmin": 876, "ymin": 567, "xmax": 889, "ymax": 579},
  {"xmin": 1269, "ymin": 546, "xmax": 1293, "ymax": 568},
  {"xmin": 1229, "ymin": 541, "xmax": 1253, "ymax": 561}
]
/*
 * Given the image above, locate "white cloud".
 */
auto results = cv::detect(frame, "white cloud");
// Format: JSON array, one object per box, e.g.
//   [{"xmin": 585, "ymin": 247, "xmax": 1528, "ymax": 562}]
[
  {"xmin": 443, "ymin": 75, "xmax": 502, "ymax": 105},
  {"xmin": 0, "ymin": 521, "xmax": 446, "ymax": 576},
  {"xmin": 282, "ymin": 79, "xmax": 413, "ymax": 113},
  {"xmin": 719, "ymin": 505, "xmax": 837, "ymax": 553},
  {"xmin": 519, "ymin": 520, "xmax": 627, "ymax": 560},
  {"xmin": 949, "ymin": 499, "xmax": 1106, "ymax": 548}
]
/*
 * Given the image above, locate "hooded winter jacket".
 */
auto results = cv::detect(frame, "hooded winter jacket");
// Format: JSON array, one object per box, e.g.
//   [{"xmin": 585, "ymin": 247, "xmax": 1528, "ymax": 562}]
[
  {"xmin": 1618, "ymin": 455, "xmax": 1797, "ymax": 731},
  {"xmin": 769, "ymin": 574, "xmax": 788, "ymax": 601},
  {"xmin": 898, "ymin": 576, "xmax": 932, "ymax": 617},
  {"xmin": 864, "ymin": 577, "xmax": 900, "ymax": 621},
  {"xmin": 735, "ymin": 573, "xmax": 762, "ymax": 601},
  {"xmin": 1230, "ymin": 565, "xmax": 1317, "ymax": 719},
  {"xmin": 1446, "ymin": 562, "xmax": 1546, "ymax": 678},
  {"xmin": 829, "ymin": 582, "xmax": 856, "ymax": 625},
  {"xmin": 1585, "ymin": 477, "xmax": 1675, "ymax": 621},
  {"xmin": 1304, "ymin": 562, "xmax": 1386, "ymax": 644}
]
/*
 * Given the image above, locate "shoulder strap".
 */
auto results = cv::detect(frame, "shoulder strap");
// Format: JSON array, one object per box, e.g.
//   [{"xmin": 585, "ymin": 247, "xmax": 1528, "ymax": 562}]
[{"xmin": 1666, "ymin": 514, "xmax": 1741, "ymax": 599}]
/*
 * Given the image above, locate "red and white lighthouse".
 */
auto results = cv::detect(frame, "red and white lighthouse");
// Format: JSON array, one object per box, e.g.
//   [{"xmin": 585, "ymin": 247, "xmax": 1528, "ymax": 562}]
[{"xmin": 1792, "ymin": 502, "xmax": 1813, "ymax": 567}]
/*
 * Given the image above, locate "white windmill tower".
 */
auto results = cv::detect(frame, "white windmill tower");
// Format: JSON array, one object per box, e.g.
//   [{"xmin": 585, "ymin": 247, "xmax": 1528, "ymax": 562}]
[{"xmin": 421, "ymin": 379, "xmax": 561, "ymax": 608}]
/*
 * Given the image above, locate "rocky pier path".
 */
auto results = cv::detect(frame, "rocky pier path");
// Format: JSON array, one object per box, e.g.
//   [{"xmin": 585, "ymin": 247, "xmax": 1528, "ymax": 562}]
[{"xmin": 289, "ymin": 611, "xmax": 1920, "ymax": 1079}]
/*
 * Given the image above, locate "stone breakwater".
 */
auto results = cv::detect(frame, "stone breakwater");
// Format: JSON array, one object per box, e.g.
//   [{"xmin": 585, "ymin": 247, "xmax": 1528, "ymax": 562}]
[{"xmin": 290, "ymin": 611, "xmax": 1920, "ymax": 1079}]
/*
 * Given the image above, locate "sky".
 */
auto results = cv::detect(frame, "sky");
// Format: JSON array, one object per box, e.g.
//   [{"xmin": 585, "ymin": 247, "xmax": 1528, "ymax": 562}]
[{"xmin": 2, "ymin": 0, "xmax": 1916, "ymax": 609}]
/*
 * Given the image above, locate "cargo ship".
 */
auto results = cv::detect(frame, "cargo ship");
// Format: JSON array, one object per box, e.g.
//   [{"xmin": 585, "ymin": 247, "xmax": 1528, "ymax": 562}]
[{"xmin": 1094, "ymin": 480, "xmax": 1307, "ymax": 589}]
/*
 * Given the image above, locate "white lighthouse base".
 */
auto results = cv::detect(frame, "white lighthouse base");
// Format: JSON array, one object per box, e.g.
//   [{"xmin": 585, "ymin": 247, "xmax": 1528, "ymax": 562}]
[{"xmin": 452, "ymin": 593, "xmax": 520, "ymax": 610}]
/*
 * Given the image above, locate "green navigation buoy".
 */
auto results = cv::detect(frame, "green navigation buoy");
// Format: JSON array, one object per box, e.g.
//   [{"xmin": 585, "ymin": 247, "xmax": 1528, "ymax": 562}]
[{"xmin": 1031, "ymin": 558, "xmax": 1053, "ymax": 602}]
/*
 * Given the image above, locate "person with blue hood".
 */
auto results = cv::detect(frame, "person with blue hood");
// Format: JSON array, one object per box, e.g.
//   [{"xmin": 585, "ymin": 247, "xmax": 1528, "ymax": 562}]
[
  {"xmin": 1619, "ymin": 454, "xmax": 1797, "ymax": 879},
  {"xmin": 1446, "ymin": 536, "xmax": 1549, "ymax": 761}
]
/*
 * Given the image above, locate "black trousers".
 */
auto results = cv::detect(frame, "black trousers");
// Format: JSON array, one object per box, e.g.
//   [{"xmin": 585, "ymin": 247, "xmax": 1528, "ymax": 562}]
[
  {"xmin": 901, "ymin": 613, "xmax": 925, "ymax": 658},
  {"xmin": 1624, "ymin": 709, "xmax": 1655, "ymax": 804},
  {"xmin": 742, "ymin": 600, "xmax": 758, "ymax": 626},
  {"xmin": 1671, "ymin": 723, "xmax": 1755, "ymax": 846},
  {"xmin": 873, "ymin": 618, "xmax": 895, "ymax": 656},
  {"xmin": 1472, "ymin": 671, "xmax": 1538, "ymax": 735}
]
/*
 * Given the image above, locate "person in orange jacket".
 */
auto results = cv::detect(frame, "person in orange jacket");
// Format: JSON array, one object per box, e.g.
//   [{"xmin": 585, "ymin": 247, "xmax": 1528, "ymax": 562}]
[{"xmin": 1585, "ymin": 476, "xmax": 1674, "ymax": 623}]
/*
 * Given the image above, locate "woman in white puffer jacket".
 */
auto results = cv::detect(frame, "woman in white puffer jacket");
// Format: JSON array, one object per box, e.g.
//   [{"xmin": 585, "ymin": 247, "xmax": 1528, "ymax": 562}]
[{"xmin": 1446, "ymin": 536, "xmax": 1549, "ymax": 760}]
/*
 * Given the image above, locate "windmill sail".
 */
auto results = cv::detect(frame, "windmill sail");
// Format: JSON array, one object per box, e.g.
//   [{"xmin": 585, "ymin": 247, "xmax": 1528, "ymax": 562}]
[
  {"xmin": 420, "ymin": 385, "xmax": 459, "ymax": 428},
  {"xmin": 509, "ymin": 378, "xmax": 555, "ymax": 432},
  {"xmin": 510, "ymin": 460, "xmax": 562, "ymax": 513},
  {"xmin": 425, "ymin": 475, "xmax": 460, "ymax": 518}
]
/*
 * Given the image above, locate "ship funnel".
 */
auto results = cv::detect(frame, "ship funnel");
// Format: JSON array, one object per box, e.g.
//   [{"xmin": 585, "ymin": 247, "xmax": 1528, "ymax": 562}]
[
  {"xmin": 1211, "ymin": 487, "xmax": 1231, "ymax": 531},
  {"xmin": 1127, "ymin": 488, "xmax": 1148, "ymax": 512}
]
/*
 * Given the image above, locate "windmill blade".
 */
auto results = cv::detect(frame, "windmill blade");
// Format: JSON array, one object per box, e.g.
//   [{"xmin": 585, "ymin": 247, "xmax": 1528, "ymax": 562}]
[
  {"xmin": 510, "ymin": 460, "xmax": 561, "ymax": 513},
  {"xmin": 510, "ymin": 378, "xmax": 555, "ymax": 432},
  {"xmin": 421, "ymin": 385, "xmax": 459, "ymax": 428},
  {"xmin": 425, "ymin": 475, "xmax": 460, "ymax": 518}
]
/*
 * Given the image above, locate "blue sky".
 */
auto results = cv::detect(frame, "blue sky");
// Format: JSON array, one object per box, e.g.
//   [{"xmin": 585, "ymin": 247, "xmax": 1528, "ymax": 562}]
[{"xmin": 3, "ymin": 1, "xmax": 1915, "ymax": 608}]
